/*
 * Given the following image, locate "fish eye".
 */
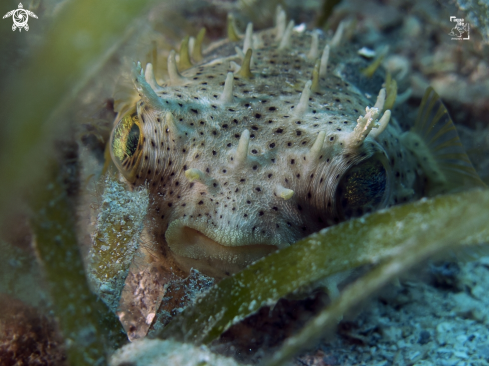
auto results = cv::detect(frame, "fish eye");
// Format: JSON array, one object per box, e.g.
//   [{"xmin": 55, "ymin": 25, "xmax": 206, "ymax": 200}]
[
  {"xmin": 110, "ymin": 108, "xmax": 143, "ymax": 180},
  {"xmin": 125, "ymin": 123, "xmax": 140, "ymax": 157},
  {"xmin": 336, "ymin": 157, "xmax": 390, "ymax": 219}
]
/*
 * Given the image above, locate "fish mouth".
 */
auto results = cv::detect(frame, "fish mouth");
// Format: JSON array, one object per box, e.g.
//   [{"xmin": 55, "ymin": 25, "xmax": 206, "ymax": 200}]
[{"xmin": 165, "ymin": 219, "xmax": 280, "ymax": 279}]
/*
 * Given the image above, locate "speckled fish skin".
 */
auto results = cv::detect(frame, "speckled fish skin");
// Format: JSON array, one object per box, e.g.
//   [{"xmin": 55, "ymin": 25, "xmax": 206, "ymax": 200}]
[{"xmin": 110, "ymin": 20, "xmax": 422, "ymax": 279}]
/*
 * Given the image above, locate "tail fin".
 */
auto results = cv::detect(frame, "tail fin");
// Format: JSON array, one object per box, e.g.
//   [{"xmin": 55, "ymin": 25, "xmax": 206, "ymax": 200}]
[{"xmin": 401, "ymin": 87, "xmax": 485, "ymax": 196}]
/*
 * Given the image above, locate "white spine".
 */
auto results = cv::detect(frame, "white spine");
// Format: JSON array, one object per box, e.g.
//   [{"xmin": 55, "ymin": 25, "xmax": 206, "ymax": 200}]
[
  {"xmin": 132, "ymin": 62, "xmax": 164, "ymax": 107},
  {"xmin": 294, "ymin": 80, "xmax": 312, "ymax": 116},
  {"xmin": 235, "ymin": 129, "xmax": 250, "ymax": 165},
  {"xmin": 145, "ymin": 63, "xmax": 163, "ymax": 92},
  {"xmin": 278, "ymin": 20, "xmax": 295, "ymax": 49},
  {"xmin": 276, "ymin": 185, "xmax": 294, "ymax": 200},
  {"xmin": 167, "ymin": 50, "xmax": 186, "ymax": 85},
  {"xmin": 185, "ymin": 168, "xmax": 205, "ymax": 183},
  {"xmin": 346, "ymin": 107, "xmax": 380, "ymax": 147},
  {"xmin": 243, "ymin": 22, "xmax": 253, "ymax": 53},
  {"xmin": 306, "ymin": 131, "xmax": 326, "ymax": 162},
  {"xmin": 370, "ymin": 110, "xmax": 391, "ymax": 139},
  {"xmin": 275, "ymin": 7, "xmax": 287, "ymax": 41},
  {"xmin": 165, "ymin": 111, "xmax": 175, "ymax": 129},
  {"xmin": 320, "ymin": 45, "xmax": 330, "ymax": 77},
  {"xmin": 330, "ymin": 20, "xmax": 345, "ymax": 48},
  {"xmin": 220, "ymin": 72, "xmax": 234, "ymax": 104},
  {"xmin": 188, "ymin": 36, "xmax": 195, "ymax": 58},
  {"xmin": 308, "ymin": 31, "xmax": 319, "ymax": 60},
  {"xmin": 374, "ymin": 88, "xmax": 386, "ymax": 111}
]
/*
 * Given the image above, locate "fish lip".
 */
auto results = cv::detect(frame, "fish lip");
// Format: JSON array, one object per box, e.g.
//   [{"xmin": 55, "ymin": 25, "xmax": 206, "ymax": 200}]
[{"xmin": 165, "ymin": 217, "xmax": 283, "ymax": 278}]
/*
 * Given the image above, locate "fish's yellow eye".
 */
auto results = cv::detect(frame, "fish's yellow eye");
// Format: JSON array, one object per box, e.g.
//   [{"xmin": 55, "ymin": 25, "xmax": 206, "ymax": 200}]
[
  {"xmin": 125, "ymin": 123, "xmax": 140, "ymax": 157},
  {"xmin": 110, "ymin": 108, "xmax": 143, "ymax": 181},
  {"xmin": 336, "ymin": 157, "xmax": 389, "ymax": 219}
]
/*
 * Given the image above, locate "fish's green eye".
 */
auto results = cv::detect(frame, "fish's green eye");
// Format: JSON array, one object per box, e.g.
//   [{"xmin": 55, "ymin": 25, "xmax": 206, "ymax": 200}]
[
  {"xmin": 336, "ymin": 158, "xmax": 388, "ymax": 219},
  {"xmin": 110, "ymin": 108, "xmax": 143, "ymax": 180}
]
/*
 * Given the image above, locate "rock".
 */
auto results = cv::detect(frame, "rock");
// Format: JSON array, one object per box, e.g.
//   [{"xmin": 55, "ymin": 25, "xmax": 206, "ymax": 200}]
[{"xmin": 109, "ymin": 339, "xmax": 241, "ymax": 366}]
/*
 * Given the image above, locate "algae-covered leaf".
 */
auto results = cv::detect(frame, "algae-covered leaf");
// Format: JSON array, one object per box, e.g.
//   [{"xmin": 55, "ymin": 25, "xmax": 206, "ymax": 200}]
[
  {"xmin": 87, "ymin": 173, "xmax": 149, "ymax": 313},
  {"xmin": 157, "ymin": 189, "xmax": 489, "ymax": 345},
  {"xmin": 266, "ymin": 190, "xmax": 489, "ymax": 366},
  {"xmin": 31, "ymin": 162, "xmax": 125, "ymax": 366}
]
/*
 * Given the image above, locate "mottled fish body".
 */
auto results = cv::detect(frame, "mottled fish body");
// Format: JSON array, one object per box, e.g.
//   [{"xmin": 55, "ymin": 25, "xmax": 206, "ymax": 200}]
[{"xmin": 110, "ymin": 10, "xmax": 484, "ymax": 278}]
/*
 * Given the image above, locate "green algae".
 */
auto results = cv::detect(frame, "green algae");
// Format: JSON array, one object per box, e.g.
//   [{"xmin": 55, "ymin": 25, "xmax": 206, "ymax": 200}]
[
  {"xmin": 266, "ymin": 190, "xmax": 489, "ymax": 366},
  {"xmin": 158, "ymin": 189, "xmax": 489, "ymax": 346},
  {"xmin": 0, "ymin": 0, "xmax": 159, "ymax": 224},
  {"xmin": 87, "ymin": 172, "xmax": 149, "ymax": 313},
  {"xmin": 31, "ymin": 162, "xmax": 125, "ymax": 366}
]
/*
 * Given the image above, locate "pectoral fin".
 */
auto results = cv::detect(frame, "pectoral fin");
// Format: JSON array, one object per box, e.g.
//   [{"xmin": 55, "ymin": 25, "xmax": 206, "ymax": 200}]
[{"xmin": 401, "ymin": 87, "xmax": 485, "ymax": 196}]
